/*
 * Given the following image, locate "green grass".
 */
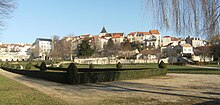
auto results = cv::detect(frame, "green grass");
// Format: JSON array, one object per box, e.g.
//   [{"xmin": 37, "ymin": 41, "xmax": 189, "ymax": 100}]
[
  {"xmin": 0, "ymin": 74, "xmax": 68, "ymax": 105},
  {"xmin": 168, "ymin": 65, "xmax": 220, "ymax": 74}
]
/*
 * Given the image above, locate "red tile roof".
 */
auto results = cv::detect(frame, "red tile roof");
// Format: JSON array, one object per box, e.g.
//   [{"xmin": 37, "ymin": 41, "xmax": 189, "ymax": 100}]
[
  {"xmin": 129, "ymin": 32, "xmax": 151, "ymax": 36},
  {"xmin": 149, "ymin": 30, "xmax": 160, "ymax": 34},
  {"xmin": 163, "ymin": 36, "xmax": 171, "ymax": 38},
  {"xmin": 171, "ymin": 37, "xmax": 179, "ymax": 41},
  {"xmin": 112, "ymin": 34, "xmax": 122, "ymax": 38}
]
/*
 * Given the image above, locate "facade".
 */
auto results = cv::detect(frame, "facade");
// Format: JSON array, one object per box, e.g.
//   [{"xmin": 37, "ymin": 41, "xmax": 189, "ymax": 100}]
[
  {"xmin": 162, "ymin": 36, "xmax": 179, "ymax": 46},
  {"xmin": 0, "ymin": 43, "xmax": 31, "ymax": 61},
  {"xmin": 185, "ymin": 36, "xmax": 205, "ymax": 48},
  {"xmin": 127, "ymin": 30, "xmax": 161, "ymax": 48},
  {"xmin": 30, "ymin": 38, "xmax": 52, "ymax": 60},
  {"xmin": 180, "ymin": 44, "xmax": 194, "ymax": 55}
]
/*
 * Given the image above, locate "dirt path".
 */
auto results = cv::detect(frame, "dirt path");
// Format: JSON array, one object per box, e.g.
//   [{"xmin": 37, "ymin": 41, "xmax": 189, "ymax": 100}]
[{"xmin": 0, "ymin": 69, "xmax": 220, "ymax": 105}]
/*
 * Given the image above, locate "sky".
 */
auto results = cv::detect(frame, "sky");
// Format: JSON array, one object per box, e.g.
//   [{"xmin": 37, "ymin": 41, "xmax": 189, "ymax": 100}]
[{"xmin": 0, "ymin": 0, "xmax": 164, "ymax": 44}]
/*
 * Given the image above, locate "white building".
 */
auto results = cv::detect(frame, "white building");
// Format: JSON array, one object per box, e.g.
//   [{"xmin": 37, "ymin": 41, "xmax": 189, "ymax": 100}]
[
  {"xmin": 185, "ymin": 36, "xmax": 205, "ymax": 48},
  {"xmin": 0, "ymin": 43, "xmax": 31, "ymax": 61},
  {"xmin": 180, "ymin": 44, "xmax": 194, "ymax": 55},
  {"xmin": 162, "ymin": 36, "xmax": 179, "ymax": 46},
  {"xmin": 30, "ymin": 38, "xmax": 52, "ymax": 60},
  {"xmin": 127, "ymin": 30, "xmax": 161, "ymax": 48}
]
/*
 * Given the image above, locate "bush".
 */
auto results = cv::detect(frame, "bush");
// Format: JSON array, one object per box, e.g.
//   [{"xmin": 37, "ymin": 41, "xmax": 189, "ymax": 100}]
[
  {"xmin": 3, "ymin": 62, "xmax": 9, "ymax": 68},
  {"xmin": 40, "ymin": 62, "xmax": 47, "ymax": 72},
  {"xmin": 25, "ymin": 62, "xmax": 32, "ymax": 70},
  {"xmin": 158, "ymin": 61, "xmax": 166, "ymax": 68},
  {"xmin": 89, "ymin": 63, "xmax": 94, "ymax": 69},
  {"xmin": 67, "ymin": 63, "xmax": 79, "ymax": 84},
  {"xmin": 116, "ymin": 62, "xmax": 122, "ymax": 69},
  {"xmin": 59, "ymin": 64, "xmax": 63, "ymax": 68},
  {"xmin": 10, "ymin": 64, "xmax": 15, "ymax": 69},
  {"xmin": 80, "ymin": 68, "xmax": 167, "ymax": 84},
  {"xmin": 16, "ymin": 64, "xmax": 21, "ymax": 69},
  {"xmin": 44, "ymin": 60, "xmax": 53, "ymax": 65},
  {"xmin": 51, "ymin": 63, "xmax": 54, "ymax": 67}
]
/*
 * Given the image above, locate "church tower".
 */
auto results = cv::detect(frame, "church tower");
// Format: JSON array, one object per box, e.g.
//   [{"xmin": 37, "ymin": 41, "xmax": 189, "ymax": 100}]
[{"xmin": 99, "ymin": 26, "xmax": 108, "ymax": 37}]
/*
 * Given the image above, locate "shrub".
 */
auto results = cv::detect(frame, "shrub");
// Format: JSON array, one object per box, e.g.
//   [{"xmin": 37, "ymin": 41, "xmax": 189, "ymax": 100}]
[
  {"xmin": 10, "ymin": 64, "xmax": 15, "ymax": 69},
  {"xmin": 25, "ymin": 62, "xmax": 32, "ymax": 70},
  {"xmin": 67, "ymin": 63, "xmax": 79, "ymax": 84},
  {"xmin": 44, "ymin": 60, "xmax": 53, "ymax": 65},
  {"xmin": 40, "ymin": 62, "xmax": 47, "ymax": 72},
  {"xmin": 89, "ymin": 63, "xmax": 94, "ymax": 69},
  {"xmin": 158, "ymin": 61, "xmax": 166, "ymax": 68},
  {"xmin": 3, "ymin": 62, "xmax": 9, "ymax": 68},
  {"xmin": 51, "ymin": 63, "xmax": 54, "ymax": 67},
  {"xmin": 116, "ymin": 62, "xmax": 122, "ymax": 69},
  {"xmin": 79, "ymin": 68, "xmax": 167, "ymax": 84},
  {"xmin": 59, "ymin": 64, "xmax": 63, "ymax": 68},
  {"xmin": 16, "ymin": 64, "xmax": 21, "ymax": 69}
]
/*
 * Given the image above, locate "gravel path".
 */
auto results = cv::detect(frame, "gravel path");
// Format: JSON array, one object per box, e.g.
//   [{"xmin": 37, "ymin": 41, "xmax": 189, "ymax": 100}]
[{"xmin": 0, "ymin": 69, "xmax": 220, "ymax": 105}]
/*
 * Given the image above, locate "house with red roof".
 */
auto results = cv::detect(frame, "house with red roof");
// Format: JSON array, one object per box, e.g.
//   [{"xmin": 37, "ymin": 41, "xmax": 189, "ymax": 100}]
[
  {"xmin": 162, "ymin": 36, "xmax": 180, "ymax": 46},
  {"xmin": 127, "ymin": 30, "xmax": 161, "ymax": 48}
]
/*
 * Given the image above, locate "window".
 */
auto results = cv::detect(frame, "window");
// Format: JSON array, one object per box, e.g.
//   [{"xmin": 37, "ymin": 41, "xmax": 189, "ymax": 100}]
[{"xmin": 188, "ymin": 49, "xmax": 191, "ymax": 51}]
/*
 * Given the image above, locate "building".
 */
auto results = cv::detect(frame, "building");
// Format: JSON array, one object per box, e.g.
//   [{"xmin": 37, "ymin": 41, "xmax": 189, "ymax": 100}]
[
  {"xmin": 185, "ymin": 36, "xmax": 205, "ymax": 48},
  {"xmin": 127, "ymin": 30, "xmax": 161, "ymax": 48},
  {"xmin": 0, "ymin": 43, "xmax": 31, "ymax": 61},
  {"xmin": 30, "ymin": 38, "xmax": 52, "ymax": 60},
  {"xmin": 180, "ymin": 44, "xmax": 194, "ymax": 56},
  {"xmin": 162, "ymin": 36, "xmax": 179, "ymax": 46}
]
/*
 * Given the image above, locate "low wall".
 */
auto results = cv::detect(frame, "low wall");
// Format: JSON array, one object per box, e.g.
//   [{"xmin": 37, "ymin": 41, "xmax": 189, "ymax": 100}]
[{"xmin": 74, "ymin": 58, "xmax": 158, "ymax": 64}]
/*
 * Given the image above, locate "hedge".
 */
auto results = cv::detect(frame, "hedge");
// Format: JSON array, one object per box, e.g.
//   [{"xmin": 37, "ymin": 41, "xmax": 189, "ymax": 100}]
[
  {"xmin": 1, "ymin": 67, "xmax": 68, "ymax": 83},
  {"xmin": 1, "ymin": 65, "xmax": 167, "ymax": 85},
  {"xmin": 79, "ymin": 68, "xmax": 167, "ymax": 84}
]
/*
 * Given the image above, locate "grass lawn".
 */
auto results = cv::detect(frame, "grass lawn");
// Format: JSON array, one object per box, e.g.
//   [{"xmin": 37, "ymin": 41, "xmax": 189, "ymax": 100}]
[
  {"xmin": 168, "ymin": 65, "xmax": 220, "ymax": 74},
  {"xmin": 0, "ymin": 74, "xmax": 68, "ymax": 105}
]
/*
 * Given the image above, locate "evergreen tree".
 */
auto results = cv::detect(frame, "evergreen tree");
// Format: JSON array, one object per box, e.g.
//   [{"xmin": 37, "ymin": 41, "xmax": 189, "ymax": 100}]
[
  {"xmin": 77, "ymin": 39, "xmax": 94, "ymax": 57},
  {"xmin": 105, "ymin": 38, "xmax": 115, "ymax": 50}
]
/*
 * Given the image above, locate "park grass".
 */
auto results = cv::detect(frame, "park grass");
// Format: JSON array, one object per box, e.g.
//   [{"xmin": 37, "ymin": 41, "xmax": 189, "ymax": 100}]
[
  {"xmin": 168, "ymin": 65, "xmax": 220, "ymax": 74},
  {"xmin": 0, "ymin": 74, "xmax": 68, "ymax": 105}
]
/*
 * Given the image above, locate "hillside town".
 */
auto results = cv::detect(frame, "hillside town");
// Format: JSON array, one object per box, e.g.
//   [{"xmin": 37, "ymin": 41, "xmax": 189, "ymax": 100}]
[{"xmin": 0, "ymin": 27, "xmax": 213, "ymax": 64}]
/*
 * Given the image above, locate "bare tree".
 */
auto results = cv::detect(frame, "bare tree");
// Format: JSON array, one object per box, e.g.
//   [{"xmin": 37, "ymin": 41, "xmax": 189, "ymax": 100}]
[
  {"xmin": 144, "ymin": 0, "xmax": 220, "ymax": 36},
  {"xmin": 0, "ymin": 0, "xmax": 16, "ymax": 27},
  {"xmin": 50, "ymin": 36, "xmax": 73, "ymax": 60}
]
